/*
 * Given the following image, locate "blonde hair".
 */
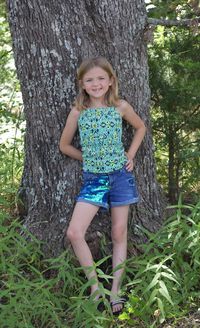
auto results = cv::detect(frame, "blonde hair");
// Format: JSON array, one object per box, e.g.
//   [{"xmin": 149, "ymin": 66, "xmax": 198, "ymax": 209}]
[{"xmin": 74, "ymin": 57, "xmax": 119, "ymax": 110}]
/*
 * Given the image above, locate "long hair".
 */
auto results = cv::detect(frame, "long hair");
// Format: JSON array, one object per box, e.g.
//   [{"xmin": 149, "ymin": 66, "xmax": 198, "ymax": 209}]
[{"xmin": 74, "ymin": 57, "xmax": 119, "ymax": 110}]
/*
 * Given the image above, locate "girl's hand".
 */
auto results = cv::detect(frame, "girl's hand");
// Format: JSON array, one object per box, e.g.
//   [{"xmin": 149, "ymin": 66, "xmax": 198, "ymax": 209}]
[{"xmin": 125, "ymin": 152, "xmax": 135, "ymax": 172}]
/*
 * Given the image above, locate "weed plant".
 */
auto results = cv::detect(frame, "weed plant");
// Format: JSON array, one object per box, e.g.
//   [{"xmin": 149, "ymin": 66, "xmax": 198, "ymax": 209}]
[
  {"xmin": 121, "ymin": 199, "xmax": 200, "ymax": 327},
  {"xmin": 1, "ymin": 200, "xmax": 200, "ymax": 327},
  {"xmin": 0, "ymin": 212, "xmax": 113, "ymax": 328},
  {"xmin": 0, "ymin": 108, "xmax": 24, "ymax": 210}
]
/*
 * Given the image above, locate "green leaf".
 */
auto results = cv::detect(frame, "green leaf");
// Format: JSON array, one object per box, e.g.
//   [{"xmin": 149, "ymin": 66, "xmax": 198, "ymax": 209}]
[
  {"xmin": 158, "ymin": 281, "xmax": 173, "ymax": 305},
  {"xmin": 126, "ymin": 279, "xmax": 142, "ymax": 286},
  {"xmin": 160, "ymin": 272, "xmax": 179, "ymax": 284},
  {"xmin": 157, "ymin": 297, "xmax": 165, "ymax": 320},
  {"xmin": 118, "ymin": 312, "xmax": 130, "ymax": 320},
  {"xmin": 95, "ymin": 255, "xmax": 111, "ymax": 267},
  {"xmin": 146, "ymin": 288, "xmax": 158, "ymax": 306},
  {"xmin": 144, "ymin": 272, "xmax": 160, "ymax": 293}
]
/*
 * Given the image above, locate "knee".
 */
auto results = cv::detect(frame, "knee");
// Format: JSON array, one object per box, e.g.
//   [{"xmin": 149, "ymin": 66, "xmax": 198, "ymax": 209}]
[
  {"xmin": 111, "ymin": 225, "xmax": 127, "ymax": 243},
  {"xmin": 66, "ymin": 226, "xmax": 84, "ymax": 242}
]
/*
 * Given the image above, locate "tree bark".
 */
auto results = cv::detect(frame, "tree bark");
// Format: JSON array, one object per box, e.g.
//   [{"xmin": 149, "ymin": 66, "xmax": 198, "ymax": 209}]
[{"xmin": 7, "ymin": 0, "xmax": 166, "ymax": 257}]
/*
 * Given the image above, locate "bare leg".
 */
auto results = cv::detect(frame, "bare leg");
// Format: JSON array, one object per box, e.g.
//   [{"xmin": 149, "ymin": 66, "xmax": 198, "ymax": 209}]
[
  {"xmin": 110, "ymin": 205, "xmax": 129, "ymax": 313},
  {"xmin": 66, "ymin": 202, "xmax": 100, "ymax": 296}
]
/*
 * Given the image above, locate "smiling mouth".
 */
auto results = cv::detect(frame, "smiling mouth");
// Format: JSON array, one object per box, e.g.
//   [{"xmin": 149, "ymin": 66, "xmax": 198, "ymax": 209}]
[{"xmin": 92, "ymin": 88, "xmax": 102, "ymax": 92}]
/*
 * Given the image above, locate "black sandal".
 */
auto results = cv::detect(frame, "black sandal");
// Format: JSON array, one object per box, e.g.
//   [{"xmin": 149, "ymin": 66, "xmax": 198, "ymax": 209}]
[{"xmin": 110, "ymin": 296, "xmax": 127, "ymax": 315}]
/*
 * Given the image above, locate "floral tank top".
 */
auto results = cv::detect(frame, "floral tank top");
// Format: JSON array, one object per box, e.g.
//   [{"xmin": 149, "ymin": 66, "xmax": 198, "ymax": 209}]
[{"xmin": 78, "ymin": 107, "xmax": 127, "ymax": 173}]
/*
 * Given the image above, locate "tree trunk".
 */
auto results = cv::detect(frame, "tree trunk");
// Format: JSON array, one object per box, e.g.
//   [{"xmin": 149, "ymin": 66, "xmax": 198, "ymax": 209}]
[{"xmin": 7, "ymin": 0, "xmax": 166, "ymax": 257}]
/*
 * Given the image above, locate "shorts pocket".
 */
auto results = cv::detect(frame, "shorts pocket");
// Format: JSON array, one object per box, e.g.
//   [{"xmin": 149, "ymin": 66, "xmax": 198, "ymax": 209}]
[
  {"xmin": 122, "ymin": 165, "xmax": 132, "ymax": 174},
  {"xmin": 121, "ymin": 166, "xmax": 134, "ymax": 179},
  {"xmin": 127, "ymin": 177, "xmax": 135, "ymax": 186}
]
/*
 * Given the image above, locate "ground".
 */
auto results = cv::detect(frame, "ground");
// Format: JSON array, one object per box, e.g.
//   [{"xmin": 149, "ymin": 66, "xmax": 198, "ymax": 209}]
[{"xmin": 161, "ymin": 312, "xmax": 200, "ymax": 328}]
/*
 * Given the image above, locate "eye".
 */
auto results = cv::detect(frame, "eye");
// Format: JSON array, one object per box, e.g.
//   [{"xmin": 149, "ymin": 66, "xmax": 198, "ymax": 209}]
[{"xmin": 86, "ymin": 79, "xmax": 92, "ymax": 82}]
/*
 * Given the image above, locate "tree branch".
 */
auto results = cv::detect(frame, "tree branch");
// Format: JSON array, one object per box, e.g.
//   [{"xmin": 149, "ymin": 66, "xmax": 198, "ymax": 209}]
[
  {"xmin": 147, "ymin": 17, "xmax": 200, "ymax": 27},
  {"xmin": 177, "ymin": 104, "xmax": 200, "ymax": 131}
]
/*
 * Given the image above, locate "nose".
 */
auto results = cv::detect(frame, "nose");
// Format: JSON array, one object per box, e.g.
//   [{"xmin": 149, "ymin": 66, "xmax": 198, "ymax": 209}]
[{"xmin": 92, "ymin": 79, "xmax": 99, "ymax": 86}]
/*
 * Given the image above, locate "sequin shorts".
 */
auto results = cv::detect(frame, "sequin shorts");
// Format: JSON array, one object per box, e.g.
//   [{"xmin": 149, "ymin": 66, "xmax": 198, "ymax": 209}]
[{"xmin": 76, "ymin": 165, "xmax": 139, "ymax": 209}]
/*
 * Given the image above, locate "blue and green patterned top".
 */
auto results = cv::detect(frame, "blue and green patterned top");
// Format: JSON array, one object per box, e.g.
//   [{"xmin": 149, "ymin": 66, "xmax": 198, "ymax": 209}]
[{"xmin": 78, "ymin": 107, "xmax": 127, "ymax": 173}]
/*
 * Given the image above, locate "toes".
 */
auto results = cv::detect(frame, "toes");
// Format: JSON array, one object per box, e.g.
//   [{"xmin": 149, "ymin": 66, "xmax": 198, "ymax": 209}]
[
  {"xmin": 112, "ymin": 303, "xmax": 123, "ymax": 314},
  {"xmin": 111, "ymin": 302, "xmax": 123, "ymax": 315},
  {"xmin": 110, "ymin": 296, "xmax": 127, "ymax": 315}
]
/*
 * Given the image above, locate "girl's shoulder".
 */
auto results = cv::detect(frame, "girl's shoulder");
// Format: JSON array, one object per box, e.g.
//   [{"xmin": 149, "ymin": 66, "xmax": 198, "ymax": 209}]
[{"xmin": 116, "ymin": 99, "xmax": 133, "ymax": 117}]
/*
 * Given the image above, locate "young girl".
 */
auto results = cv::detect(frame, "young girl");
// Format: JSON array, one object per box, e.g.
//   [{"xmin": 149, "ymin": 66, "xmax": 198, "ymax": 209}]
[{"xmin": 59, "ymin": 57, "xmax": 146, "ymax": 315}]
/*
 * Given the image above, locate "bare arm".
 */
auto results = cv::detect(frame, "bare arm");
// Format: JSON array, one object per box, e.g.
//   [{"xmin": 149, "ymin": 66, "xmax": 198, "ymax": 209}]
[
  {"xmin": 118, "ymin": 100, "xmax": 146, "ymax": 170},
  {"xmin": 59, "ymin": 107, "xmax": 83, "ymax": 161}
]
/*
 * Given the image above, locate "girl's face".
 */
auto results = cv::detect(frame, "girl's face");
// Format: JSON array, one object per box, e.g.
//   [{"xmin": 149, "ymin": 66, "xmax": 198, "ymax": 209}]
[{"xmin": 81, "ymin": 66, "xmax": 112, "ymax": 102}]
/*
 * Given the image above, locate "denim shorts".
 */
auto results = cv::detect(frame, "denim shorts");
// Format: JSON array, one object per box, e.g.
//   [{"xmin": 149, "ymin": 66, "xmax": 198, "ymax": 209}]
[{"xmin": 76, "ymin": 165, "xmax": 139, "ymax": 209}]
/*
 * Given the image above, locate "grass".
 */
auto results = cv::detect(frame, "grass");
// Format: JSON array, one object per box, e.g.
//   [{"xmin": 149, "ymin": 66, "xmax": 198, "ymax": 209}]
[{"xmin": 1, "ymin": 198, "xmax": 200, "ymax": 327}]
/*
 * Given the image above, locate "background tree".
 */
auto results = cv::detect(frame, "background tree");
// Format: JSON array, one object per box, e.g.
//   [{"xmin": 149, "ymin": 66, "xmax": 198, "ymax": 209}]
[
  {"xmin": 6, "ymin": 0, "xmax": 165, "ymax": 257},
  {"xmin": 149, "ymin": 28, "xmax": 200, "ymax": 203},
  {"xmin": 0, "ymin": 0, "xmax": 23, "ymax": 207},
  {"xmin": 147, "ymin": 0, "xmax": 200, "ymax": 203},
  {"xmin": 0, "ymin": 0, "xmax": 22, "ymax": 123}
]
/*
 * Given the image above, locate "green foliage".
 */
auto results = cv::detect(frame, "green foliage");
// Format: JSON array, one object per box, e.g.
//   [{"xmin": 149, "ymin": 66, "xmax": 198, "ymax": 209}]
[
  {"xmin": 146, "ymin": 0, "xmax": 200, "ymax": 20},
  {"xmin": 0, "ymin": 2, "xmax": 24, "ymax": 210},
  {"xmin": 0, "ymin": 0, "xmax": 23, "ymax": 170},
  {"xmin": 0, "ymin": 111, "xmax": 24, "ymax": 211},
  {"xmin": 0, "ymin": 1, "xmax": 13, "ymax": 84},
  {"xmin": 1, "ymin": 197, "xmax": 200, "ymax": 327},
  {"xmin": 148, "ymin": 25, "xmax": 200, "ymax": 201},
  {"xmin": 0, "ymin": 212, "xmax": 115, "ymax": 328},
  {"xmin": 146, "ymin": 1, "xmax": 200, "ymax": 202},
  {"xmin": 120, "ymin": 199, "xmax": 200, "ymax": 326},
  {"xmin": 0, "ymin": 1, "xmax": 21, "ymax": 95}
]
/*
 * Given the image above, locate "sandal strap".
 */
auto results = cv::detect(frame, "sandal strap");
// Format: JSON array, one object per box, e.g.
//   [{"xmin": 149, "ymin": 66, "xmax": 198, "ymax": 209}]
[{"xmin": 110, "ymin": 297, "xmax": 127, "ymax": 306}]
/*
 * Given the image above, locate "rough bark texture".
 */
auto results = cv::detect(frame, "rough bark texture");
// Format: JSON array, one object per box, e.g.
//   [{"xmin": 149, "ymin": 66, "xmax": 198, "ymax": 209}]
[{"xmin": 7, "ymin": 0, "xmax": 166, "ymax": 257}]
